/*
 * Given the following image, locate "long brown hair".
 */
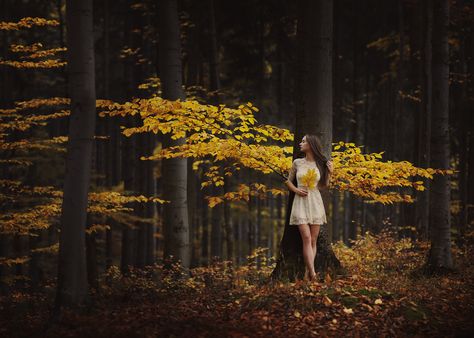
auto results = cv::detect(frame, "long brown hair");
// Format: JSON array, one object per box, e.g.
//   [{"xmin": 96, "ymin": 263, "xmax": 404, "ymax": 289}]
[{"xmin": 300, "ymin": 134, "xmax": 331, "ymax": 189}]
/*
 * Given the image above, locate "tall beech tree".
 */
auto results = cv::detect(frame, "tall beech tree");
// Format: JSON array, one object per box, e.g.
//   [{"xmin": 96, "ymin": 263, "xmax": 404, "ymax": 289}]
[
  {"xmin": 271, "ymin": 0, "xmax": 343, "ymax": 282},
  {"xmin": 158, "ymin": 0, "xmax": 191, "ymax": 270},
  {"xmin": 416, "ymin": 0, "xmax": 433, "ymax": 241},
  {"xmin": 423, "ymin": 0, "xmax": 453, "ymax": 272},
  {"xmin": 55, "ymin": 0, "xmax": 95, "ymax": 309}
]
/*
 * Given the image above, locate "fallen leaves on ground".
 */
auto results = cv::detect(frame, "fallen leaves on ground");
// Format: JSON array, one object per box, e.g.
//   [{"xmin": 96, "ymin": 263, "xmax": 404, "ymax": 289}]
[{"xmin": 1, "ymin": 228, "xmax": 473, "ymax": 337}]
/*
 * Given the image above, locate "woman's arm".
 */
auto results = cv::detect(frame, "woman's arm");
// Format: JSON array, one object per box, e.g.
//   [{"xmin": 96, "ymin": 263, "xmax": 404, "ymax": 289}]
[
  {"xmin": 284, "ymin": 178, "xmax": 298, "ymax": 193},
  {"xmin": 285, "ymin": 159, "xmax": 297, "ymax": 192},
  {"xmin": 284, "ymin": 159, "xmax": 307, "ymax": 196},
  {"xmin": 285, "ymin": 178, "xmax": 308, "ymax": 196},
  {"xmin": 326, "ymin": 160, "xmax": 334, "ymax": 185}
]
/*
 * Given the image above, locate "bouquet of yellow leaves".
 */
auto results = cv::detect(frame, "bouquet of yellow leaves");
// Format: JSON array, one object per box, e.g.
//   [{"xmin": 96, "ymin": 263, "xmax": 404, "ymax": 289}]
[{"xmin": 300, "ymin": 168, "xmax": 317, "ymax": 189}]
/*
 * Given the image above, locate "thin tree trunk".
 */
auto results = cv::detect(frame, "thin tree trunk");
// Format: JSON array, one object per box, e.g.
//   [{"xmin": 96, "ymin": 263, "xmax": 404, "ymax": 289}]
[
  {"xmin": 332, "ymin": 190, "xmax": 340, "ymax": 242},
  {"xmin": 247, "ymin": 168, "xmax": 254, "ymax": 256},
  {"xmin": 85, "ymin": 215, "xmax": 99, "ymax": 290},
  {"xmin": 256, "ymin": 192, "xmax": 262, "ymax": 268},
  {"xmin": 189, "ymin": 166, "xmax": 201, "ymax": 268},
  {"xmin": 416, "ymin": 0, "xmax": 433, "ymax": 241},
  {"xmin": 224, "ymin": 173, "xmax": 233, "ymax": 262},
  {"xmin": 208, "ymin": 0, "xmax": 226, "ymax": 261},
  {"xmin": 185, "ymin": 0, "xmax": 202, "ymax": 268},
  {"xmin": 120, "ymin": 115, "xmax": 137, "ymax": 274},
  {"xmin": 201, "ymin": 181, "xmax": 209, "ymax": 265},
  {"xmin": 102, "ymin": 0, "xmax": 117, "ymax": 271}
]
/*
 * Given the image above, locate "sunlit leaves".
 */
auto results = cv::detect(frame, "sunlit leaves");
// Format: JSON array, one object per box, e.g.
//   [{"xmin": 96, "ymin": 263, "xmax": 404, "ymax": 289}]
[
  {"xmin": 0, "ymin": 180, "xmax": 169, "ymax": 236},
  {"xmin": 138, "ymin": 76, "xmax": 161, "ymax": 90},
  {"xmin": 205, "ymin": 183, "xmax": 286, "ymax": 208},
  {"xmin": 300, "ymin": 168, "xmax": 317, "ymax": 189},
  {"xmin": 0, "ymin": 110, "xmax": 70, "ymax": 133},
  {"xmin": 329, "ymin": 141, "xmax": 453, "ymax": 205},
  {"xmin": 98, "ymin": 96, "xmax": 454, "ymax": 207},
  {"xmin": 0, "ymin": 59, "xmax": 66, "ymax": 68},
  {"xmin": 0, "ymin": 17, "xmax": 59, "ymax": 30},
  {"xmin": 0, "ymin": 23, "xmax": 66, "ymax": 68},
  {"xmin": 0, "ymin": 92, "xmax": 454, "ymax": 209}
]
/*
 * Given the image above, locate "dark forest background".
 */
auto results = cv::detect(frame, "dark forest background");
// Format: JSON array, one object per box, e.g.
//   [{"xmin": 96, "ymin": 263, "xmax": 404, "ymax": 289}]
[{"xmin": 0, "ymin": 0, "xmax": 473, "ymax": 336}]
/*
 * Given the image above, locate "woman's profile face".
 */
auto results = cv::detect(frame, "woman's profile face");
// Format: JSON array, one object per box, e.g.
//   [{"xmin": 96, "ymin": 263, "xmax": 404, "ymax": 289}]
[{"xmin": 299, "ymin": 136, "xmax": 310, "ymax": 152}]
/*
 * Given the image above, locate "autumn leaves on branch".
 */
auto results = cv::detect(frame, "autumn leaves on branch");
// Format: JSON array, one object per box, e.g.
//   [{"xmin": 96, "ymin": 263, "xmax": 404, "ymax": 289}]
[{"xmin": 97, "ymin": 97, "xmax": 454, "ymax": 207}]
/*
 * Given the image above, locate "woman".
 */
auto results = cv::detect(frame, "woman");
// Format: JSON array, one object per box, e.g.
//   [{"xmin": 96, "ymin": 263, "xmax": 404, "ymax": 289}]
[{"xmin": 284, "ymin": 134, "xmax": 334, "ymax": 281}]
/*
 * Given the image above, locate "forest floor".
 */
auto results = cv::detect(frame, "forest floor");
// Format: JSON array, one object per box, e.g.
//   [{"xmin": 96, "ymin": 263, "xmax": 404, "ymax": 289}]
[{"xmin": 1, "ymin": 228, "xmax": 473, "ymax": 337}]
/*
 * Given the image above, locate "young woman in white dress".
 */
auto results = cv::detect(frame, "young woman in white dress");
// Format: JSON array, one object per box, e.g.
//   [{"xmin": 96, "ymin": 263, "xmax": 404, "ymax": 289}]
[{"xmin": 284, "ymin": 134, "xmax": 334, "ymax": 281}]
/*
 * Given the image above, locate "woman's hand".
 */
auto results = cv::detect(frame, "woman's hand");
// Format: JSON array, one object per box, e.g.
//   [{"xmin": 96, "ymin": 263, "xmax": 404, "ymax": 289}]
[
  {"xmin": 294, "ymin": 188, "xmax": 308, "ymax": 197},
  {"xmin": 326, "ymin": 160, "xmax": 334, "ymax": 173}
]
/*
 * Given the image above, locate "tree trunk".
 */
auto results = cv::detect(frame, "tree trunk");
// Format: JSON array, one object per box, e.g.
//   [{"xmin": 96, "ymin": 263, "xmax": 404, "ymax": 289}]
[
  {"xmin": 271, "ymin": 0, "xmax": 345, "ymax": 283},
  {"xmin": 456, "ymin": 22, "xmax": 471, "ymax": 243},
  {"xmin": 423, "ymin": 0, "xmax": 453, "ymax": 273},
  {"xmin": 332, "ymin": 190, "xmax": 340, "ymax": 242},
  {"xmin": 159, "ymin": 0, "xmax": 191, "ymax": 271},
  {"xmin": 224, "ymin": 173, "xmax": 233, "ymax": 262},
  {"xmin": 120, "ymin": 114, "xmax": 137, "ymax": 274},
  {"xmin": 85, "ymin": 215, "xmax": 99, "ymax": 290},
  {"xmin": 55, "ymin": 0, "xmax": 95, "ymax": 310},
  {"xmin": 415, "ymin": 0, "xmax": 433, "ymax": 241},
  {"xmin": 350, "ymin": 0, "xmax": 362, "ymax": 244},
  {"xmin": 185, "ymin": 0, "xmax": 202, "ymax": 268},
  {"xmin": 210, "ymin": 184, "xmax": 223, "ymax": 260},
  {"xmin": 468, "ymin": 30, "xmax": 474, "ymax": 226},
  {"xmin": 208, "ymin": 0, "xmax": 225, "ymax": 261},
  {"xmin": 201, "ymin": 180, "xmax": 209, "ymax": 265}
]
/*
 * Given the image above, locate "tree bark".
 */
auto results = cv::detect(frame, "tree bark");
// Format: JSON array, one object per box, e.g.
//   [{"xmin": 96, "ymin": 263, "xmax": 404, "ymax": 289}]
[
  {"xmin": 423, "ymin": 0, "xmax": 454, "ymax": 273},
  {"xmin": 415, "ymin": 0, "xmax": 433, "ymax": 241},
  {"xmin": 208, "ymin": 0, "xmax": 226, "ymax": 261},
  {"xmin": 55, "ymin": 0, "xmax": 95, "ymax": 310},
  {"xmin": 271, "ymin": 0, "xmax": 345, "ymax": 283},
  {"xmin": 158, "ymin": 0, "xmax": 191, "ymax": 271}
]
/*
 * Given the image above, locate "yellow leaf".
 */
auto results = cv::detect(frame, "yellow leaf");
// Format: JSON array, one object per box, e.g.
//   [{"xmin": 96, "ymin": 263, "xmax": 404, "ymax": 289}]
[
  {"xmin": 300, "ymin": 168, "xmax": 317, "ymax": 189},
  {"xmin": 322, "ymin": 295, "xmax": 333, "ymax": 306},
  {"xmin": 343, "ymin": 307, "xmax": 353, "ymax": 314}
]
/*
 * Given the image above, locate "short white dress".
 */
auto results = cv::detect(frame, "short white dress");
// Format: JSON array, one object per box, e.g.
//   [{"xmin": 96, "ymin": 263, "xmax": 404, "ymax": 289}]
[{"xmin": 287, "ymin": 158, "xmax": 327, "ymax": 225}]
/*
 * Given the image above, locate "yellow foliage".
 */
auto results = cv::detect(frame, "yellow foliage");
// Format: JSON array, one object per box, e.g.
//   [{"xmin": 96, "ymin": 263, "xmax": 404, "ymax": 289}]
[
  {"xmin": 0, "ymin": 180, "xmax": 169, "ymax": 235},
  {"xmin": 30, "ymin": 243, "xmax": 59, "ymax": 254},
  {"xmin": 204, "ymin": 183, "xmax": 286, "ymax": 207},
  {"xmin": 86, "ymin": 224, "xmax": 111, "ymax": 234},
  {"xmin": 0, "ymin": 17, "xmax": 59, "ymax": 31},
  {"xmin": 95, "ymin": 96, "xmax": 455, "ymax": 207},
  {"xmin": 300, "ymin": 168, "xmax": 317, "ymax": 189},
  {"xmin": 9, "ymin": 43, "xmax": 66, "ymax": 59},
  {"xmin": 0, "ymin": 59, "xmax": 66, "ymax": 68},
  {"xmin": 333, "ymin": 229, "xmax": 420, "ymax": 278},
  {"xmin": 0, "ymin": 256, "xmax": 30, "ymax": 266}
]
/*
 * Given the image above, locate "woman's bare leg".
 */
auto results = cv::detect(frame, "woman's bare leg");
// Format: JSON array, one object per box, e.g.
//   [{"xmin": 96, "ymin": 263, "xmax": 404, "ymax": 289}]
[
  {"xmin": 309, "ymin": 224, "xmax": 321, "ymax": 280},
  {"xmin": 297, "ymin": 224, "xmax": 316, "ymax": 280}
]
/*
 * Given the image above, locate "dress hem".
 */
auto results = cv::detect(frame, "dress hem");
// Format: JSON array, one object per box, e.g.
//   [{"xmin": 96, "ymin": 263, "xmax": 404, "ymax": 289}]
[{"xmin": 289, "ymin": 218, "xmax": 327, "ymax": 225}]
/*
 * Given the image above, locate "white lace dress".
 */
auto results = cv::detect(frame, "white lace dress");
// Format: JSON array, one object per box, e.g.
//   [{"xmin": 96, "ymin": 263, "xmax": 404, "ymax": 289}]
[{"xmin": 287, "ymin": 158, "xmax": 327, "ymax": 225}]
